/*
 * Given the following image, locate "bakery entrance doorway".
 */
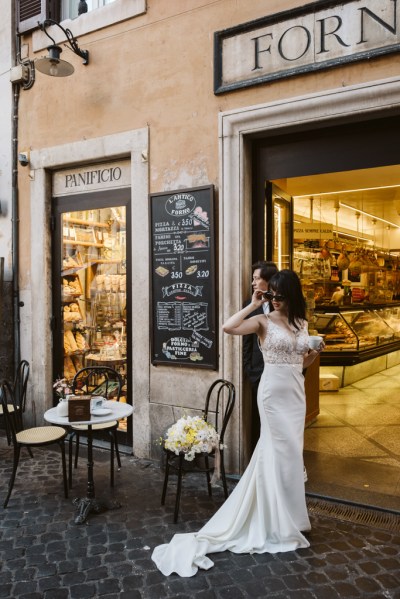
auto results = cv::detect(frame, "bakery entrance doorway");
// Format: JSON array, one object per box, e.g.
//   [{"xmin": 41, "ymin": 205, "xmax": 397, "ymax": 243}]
[
  {"xmin": 51, "ymin": 188, "xmax": 132, "ymax": 448},
  {"xmin": 250, "ymin": 115, "xmax": 400, "ymax": 509}
]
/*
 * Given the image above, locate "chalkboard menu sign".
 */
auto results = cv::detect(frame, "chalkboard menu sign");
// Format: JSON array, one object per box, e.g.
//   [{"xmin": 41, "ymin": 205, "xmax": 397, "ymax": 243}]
[{"xmin": 150, "ymin": 185, "xmax": 217, "ymax": 368}]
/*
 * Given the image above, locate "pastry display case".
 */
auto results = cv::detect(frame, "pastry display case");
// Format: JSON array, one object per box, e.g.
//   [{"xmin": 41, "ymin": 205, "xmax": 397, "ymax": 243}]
[
  {"xmin": 312, "ymin": 305, "xmax": 400, "ymax": 365},
  {"xmin": 293, "ymin": 233, "xmax": 400, "ymax": 365}
]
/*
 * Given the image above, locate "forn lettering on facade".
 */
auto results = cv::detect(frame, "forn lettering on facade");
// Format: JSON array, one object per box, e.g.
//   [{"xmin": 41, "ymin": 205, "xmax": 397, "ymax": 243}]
[
  {"xmin": 65, "ymin": 167, "xmax": 122, "ymax": 188},
  {"xmin": 252, "ymin": 1, "xmax": 397, "ymax": 67}
]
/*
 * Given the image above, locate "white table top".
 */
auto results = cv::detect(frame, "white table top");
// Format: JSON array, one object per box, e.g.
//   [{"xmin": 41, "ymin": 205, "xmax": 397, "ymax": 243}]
[{"xmin": 44, "ymin": 400, "xmax": 133, "ymax": 426}]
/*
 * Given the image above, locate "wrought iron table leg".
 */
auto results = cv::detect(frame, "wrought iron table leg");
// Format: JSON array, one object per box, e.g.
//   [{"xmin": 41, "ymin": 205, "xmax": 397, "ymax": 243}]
[{"xmin": 72, "ymin": 424, "xmax": 121, "ymax": 524}]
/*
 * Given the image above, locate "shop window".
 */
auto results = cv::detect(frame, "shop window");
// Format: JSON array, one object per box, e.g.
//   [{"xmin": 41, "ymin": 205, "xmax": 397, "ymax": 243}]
[
  {"xmin": 19, "ymin": 0, "xmax": 146, "ymax": 40},
  {"xmin": 60, "ymin": 0, "xmax": 115, "ymax": 22}
]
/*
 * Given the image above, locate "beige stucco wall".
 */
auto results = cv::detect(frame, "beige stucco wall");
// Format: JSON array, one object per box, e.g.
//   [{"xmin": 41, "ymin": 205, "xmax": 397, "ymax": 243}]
[{"xmin": 16, "ymin": 0, "xmax": 400, "ymax": 472}]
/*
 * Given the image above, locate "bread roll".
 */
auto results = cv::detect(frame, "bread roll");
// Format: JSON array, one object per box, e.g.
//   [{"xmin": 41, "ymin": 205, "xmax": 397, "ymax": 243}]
[
  {"xmin": 64, "ymin": 356, "xmax": 76, "ymax": 379},
  {"xmin": 75, "ymin": 332, "xmax": 86, "ymax": 350},
  {"xmin": 64, "ymin": 330, "xmax": 78, "ymax": 353}
]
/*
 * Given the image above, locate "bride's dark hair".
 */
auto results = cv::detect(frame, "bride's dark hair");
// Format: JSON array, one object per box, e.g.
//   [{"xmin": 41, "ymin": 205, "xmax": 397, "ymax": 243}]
[{"xmin": 268, "ymin": 269, "xmax": 306, "ymax": 329}]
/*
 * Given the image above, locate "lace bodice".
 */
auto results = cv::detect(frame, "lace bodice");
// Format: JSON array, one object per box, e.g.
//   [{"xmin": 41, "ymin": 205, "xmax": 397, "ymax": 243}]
[{"xmin": 259, "ymin": 316, "xmax": 309, "ymax": 366}]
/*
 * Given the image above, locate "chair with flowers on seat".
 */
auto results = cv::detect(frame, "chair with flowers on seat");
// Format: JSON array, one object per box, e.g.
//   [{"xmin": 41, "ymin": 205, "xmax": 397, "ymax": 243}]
[{"xmin": 161, "ymin": 379, "xmax": 235, "ymax": 522}]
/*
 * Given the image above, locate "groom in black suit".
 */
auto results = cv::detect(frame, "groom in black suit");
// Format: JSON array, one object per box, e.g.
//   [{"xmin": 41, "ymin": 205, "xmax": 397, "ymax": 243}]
[{"xmin": 243, "ymin": 261, "xmax": 278, "ymax": 454}]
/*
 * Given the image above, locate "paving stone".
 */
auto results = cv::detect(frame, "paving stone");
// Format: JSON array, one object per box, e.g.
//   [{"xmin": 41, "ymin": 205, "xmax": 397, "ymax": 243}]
[
  {"xmin": 378, "ymin": 558, "xmax": 400, "ymax": 570},
  {"xmin": 103, "ymin": 552, "xmax": 126, "ymax": 564},
  {"xmin": 358, "ymin": 560, "xmax": 381, "ymax": 575},
  {"xmin": 43, "ymin": 591, "xmax": 70, "ymax": 599},
  {"xmin": 38, "ymin": 576, "xmax": 63, "ymax": 593},
  {"xmin": 85, "ymin": 567, "xmax": 108, "ymax": 581},
  {"xmin": 96, "ymin": 579, "xmax": 121, "ymax": 595},
  {"xmin": 107, "ymin": 562, "xmax": 133, "ymax": 577},
  {"xmin": 230, "ymin": 567, "xmax": 253, "ymax": 583},
  {"xmin": 121, "ymin": 574, "xmax": 144, "ymax": 590},
  {"xmin": 69, "ymin": 584, "xmax": 97, "ymax": 598},
  {"xmin": 376, "ymin": 573, "xmax": 400, "ymax": 590},
  {"xmin": 36, "ymin": 563, "xmax": 58, "ymax": 578},
  {"xmin": 13, "ymin": 568, "xmax": 36, "ymax": 582},
  {"xmin": 0, "ymin": 585, "xmax": 13, "ymax": 598},
  {"xmin": 354, "ymin": 575, "xmax": 385, "ymax": 593},
  {"xmin": 304, "ymin": 571, "xmax": 330, "ymax": 585},
  {"xmin": 285, "ymin": 591, "xmax": 316, "ymax": 599},
  {"xmin": 13, "ymin": 582, "xmax": 38, "ymax": 595},
  {"xmin": 119, "ymin": 592, "xmax": 142, "ymax": 599},
  {"xmin": 79, "ymin": 556, "xmax": 102, "ymax": 570},
  {"xmin": 330, "ymin": 582, "xmax": 362, "ymax": 597},
  {"xmin": 312, "ymin": 588, "xmax": 341, "ymax": 599},
  {"xmin": 219, "ymin": 586, "xmax": 247, "ymax": 598},
  {"xmin": 192, "ymin": 591, "xmax": 217, "ymax": 599},
  {"xmin": 283, "ymin": 574, "xmax": 309, "ymax": 590}
]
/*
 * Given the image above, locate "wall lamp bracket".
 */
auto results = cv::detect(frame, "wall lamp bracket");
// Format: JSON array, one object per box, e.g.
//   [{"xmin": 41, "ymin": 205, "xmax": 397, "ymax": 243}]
[{"xmin": 36, "ymin": 19, "xmax": 89, "ymax": 77}]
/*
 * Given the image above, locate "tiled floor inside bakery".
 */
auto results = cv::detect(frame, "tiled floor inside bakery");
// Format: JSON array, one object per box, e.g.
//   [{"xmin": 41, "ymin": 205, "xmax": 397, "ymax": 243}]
[{"xmin": 304, "ymin": 362, "xmax": 400, "ymax": 512}]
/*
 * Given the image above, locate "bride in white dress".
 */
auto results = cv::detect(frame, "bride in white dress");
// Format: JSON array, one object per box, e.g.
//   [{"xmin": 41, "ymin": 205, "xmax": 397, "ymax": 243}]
[{"xmin": 152, "ymin": 269, "xmax": 323, "ymax": 577}]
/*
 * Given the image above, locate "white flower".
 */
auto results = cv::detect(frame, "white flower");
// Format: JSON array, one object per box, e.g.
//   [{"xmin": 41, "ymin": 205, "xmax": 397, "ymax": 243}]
[{"xmin": 163, "ymin": 415, "xmax": 221, "ymax": 461}]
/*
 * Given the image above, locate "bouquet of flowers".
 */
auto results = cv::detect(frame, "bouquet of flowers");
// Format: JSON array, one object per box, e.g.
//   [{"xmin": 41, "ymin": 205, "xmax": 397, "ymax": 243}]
[
  {"xmin": 164, "ymin": 415, "xmax": 221, "ymax": 462},
  {"xmin": 53, "ymin": 377, "xmax": 72, "ymax": 398}
]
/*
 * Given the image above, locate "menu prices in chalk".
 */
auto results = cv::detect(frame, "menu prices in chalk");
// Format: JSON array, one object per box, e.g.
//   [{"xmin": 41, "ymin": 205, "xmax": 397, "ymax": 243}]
[{"xmin": 150, "ymin": 186, "xmax": 217, "ymax": 368}]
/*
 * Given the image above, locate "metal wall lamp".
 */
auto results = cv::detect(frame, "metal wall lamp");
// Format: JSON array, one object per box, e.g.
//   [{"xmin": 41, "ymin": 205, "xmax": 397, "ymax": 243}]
[{"xmin": 35, "ymin": 19, "xmax": 89, "ymax": 77}]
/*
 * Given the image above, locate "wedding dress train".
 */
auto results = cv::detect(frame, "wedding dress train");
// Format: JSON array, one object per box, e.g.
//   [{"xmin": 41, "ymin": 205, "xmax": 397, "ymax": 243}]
[{"xmin": 152, "ymin": 317, "xmax": 311, "ymax": 577}]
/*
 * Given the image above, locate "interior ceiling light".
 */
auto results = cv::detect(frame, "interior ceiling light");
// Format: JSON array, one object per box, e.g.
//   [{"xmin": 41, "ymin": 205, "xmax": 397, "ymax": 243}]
[
  {"xmin": 339, "ymin": 202, "xmax": 400, "ymax": 229},
  {"xmin": 333, "ymin": 230, "xmax": 370, "ymax": 242},
  {"xmin": 294, "ymin": 184, "xmax": 400, "ymax": 199},
  {"xmin": 35, "ymin": 19, "xmax": 89, "ymax": 77}
]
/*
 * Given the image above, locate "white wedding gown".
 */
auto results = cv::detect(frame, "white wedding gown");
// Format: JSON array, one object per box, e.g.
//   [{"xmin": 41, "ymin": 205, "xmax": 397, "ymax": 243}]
[{"xmin": 152, "ymin": 316, "xmax": 311, "ymax": 577}]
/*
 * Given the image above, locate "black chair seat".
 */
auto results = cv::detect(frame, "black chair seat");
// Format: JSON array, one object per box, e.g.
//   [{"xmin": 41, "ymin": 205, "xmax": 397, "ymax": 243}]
[
  {"xmin": 0, "ymin": 380, "xmax": 68, "ymax": 508},
  {"xmin": 161, "ymin": 379, "xmax": 235, "ymax": 523}
]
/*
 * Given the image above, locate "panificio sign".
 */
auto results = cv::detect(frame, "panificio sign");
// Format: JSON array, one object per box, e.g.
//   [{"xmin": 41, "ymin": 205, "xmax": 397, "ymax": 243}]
[{"xmin": 214, "ymin": 0, "xmax": 399, "ymax": 93}]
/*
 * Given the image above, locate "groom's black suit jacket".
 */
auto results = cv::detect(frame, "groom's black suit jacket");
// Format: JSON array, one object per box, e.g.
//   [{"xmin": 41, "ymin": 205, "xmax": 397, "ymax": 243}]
[{"xmin": 242, "ymin": 303, "xmax": 264, "ymax": 386}]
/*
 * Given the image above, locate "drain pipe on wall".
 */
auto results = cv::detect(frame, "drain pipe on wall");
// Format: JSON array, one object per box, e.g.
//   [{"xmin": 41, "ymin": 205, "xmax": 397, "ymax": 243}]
[
  {"xmin": 11, "ymin": 78, "xmax": 22, "ymax": 369},
  {"xmin": 11, "ymin": 34, "xmax": 35, "ymax": 371}
]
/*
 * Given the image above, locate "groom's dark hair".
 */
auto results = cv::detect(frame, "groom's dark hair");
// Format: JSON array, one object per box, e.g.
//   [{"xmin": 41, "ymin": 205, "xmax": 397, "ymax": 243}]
[{"xmin": 252, "ymin": 261, "xmax": 278, "ymax": 283}]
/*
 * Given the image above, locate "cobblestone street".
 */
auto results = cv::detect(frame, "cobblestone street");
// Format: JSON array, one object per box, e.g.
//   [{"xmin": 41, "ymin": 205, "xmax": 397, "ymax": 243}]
[{"xmin": 0, "ymin": 439, "xmax": 399, "ymax": 598}]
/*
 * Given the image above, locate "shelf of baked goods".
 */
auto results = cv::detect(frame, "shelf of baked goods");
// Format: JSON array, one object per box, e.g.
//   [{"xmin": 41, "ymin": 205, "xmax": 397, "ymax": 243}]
[
  {"xmin": 62, "ymin": 259, "xmax": 124, "ymax": 277},
  {"xmin": 62, "ymin": 302, "xmax": 83, "ymax": 323},
  {"xmin": 64, "ymin": 328, "xmax": 88, "ymax": 354},
  {"xmin": 63, "ymin": 239, "xmax": 104, "ymax": 248},
  {"xmin": 64, "ymin": 217, "xmax": 109, "ymax": 228},
  {"xmin": 62, "ymin": 275, "xmax": 82, "ymax": 299}
]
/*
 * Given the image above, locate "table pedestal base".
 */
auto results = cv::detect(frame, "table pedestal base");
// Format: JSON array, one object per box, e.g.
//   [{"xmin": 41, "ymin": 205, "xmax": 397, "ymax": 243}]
[{"xmin": 72, "ymin": 497, "xmax": 122, "ymax": 525}]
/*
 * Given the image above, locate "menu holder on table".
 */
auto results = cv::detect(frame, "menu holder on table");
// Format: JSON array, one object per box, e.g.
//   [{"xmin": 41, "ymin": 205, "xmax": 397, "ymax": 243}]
[{"xmin": 68, "ymin": 395, "xmax": 91, "ymax": 421}]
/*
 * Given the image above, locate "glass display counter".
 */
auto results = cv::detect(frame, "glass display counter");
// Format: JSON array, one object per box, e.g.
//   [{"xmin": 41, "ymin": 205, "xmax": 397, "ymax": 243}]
[{"xmin": 312, "ymin": 304, "xmax": 400, "ymax": 365}]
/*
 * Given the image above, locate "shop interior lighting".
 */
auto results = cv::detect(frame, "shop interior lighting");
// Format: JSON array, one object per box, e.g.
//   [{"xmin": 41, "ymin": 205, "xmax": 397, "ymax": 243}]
[
  {"xmin": 294, "ymin": 184, "xmax": 400, "ymax": 199},
  {"xmin": 35, "ymin": 19, "xmax": 89, "ymax": 77},
  {"xmin": 332, "ymin": 230, "xmax": 370, "ymax": 242},
  {"xmin": 276, "ymin": 204, "xmax": 282, "ymax": 270},
  {"xmin": 339, "ymin": 202, "xmax": 400, "ymax": 229}
]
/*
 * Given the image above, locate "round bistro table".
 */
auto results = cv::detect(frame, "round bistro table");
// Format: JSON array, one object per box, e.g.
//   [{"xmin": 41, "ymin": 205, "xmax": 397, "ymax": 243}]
[{"xmin": 44, "ymin": 400, "xmax": 133, "ymax": 524}]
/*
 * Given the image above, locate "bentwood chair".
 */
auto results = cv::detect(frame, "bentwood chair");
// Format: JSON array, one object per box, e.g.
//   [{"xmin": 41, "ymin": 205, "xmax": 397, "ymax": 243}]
[
  {"xmin": 13, "ymin": 359, "xmax": 30, "ymax": 413},
  {"xmin": 69, "ymin": 366, "xmax": 123, "ymax": 488},
  {"xmin": 0, "ymin": 380, "xmax": 68, "ymax": 508},
  {"xmin": 0, "ymin": 360, "xmax": 30, "ymax": 445},
  {"xmin": 161, "ymin": 379, "xmax": 235, "ymax": 522}
]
